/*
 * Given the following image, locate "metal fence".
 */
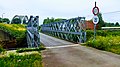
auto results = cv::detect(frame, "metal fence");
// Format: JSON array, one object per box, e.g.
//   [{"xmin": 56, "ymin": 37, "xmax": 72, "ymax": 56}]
[{"xmin": 41, "ymin": 17, "xmax": 86, "ymax": 43}]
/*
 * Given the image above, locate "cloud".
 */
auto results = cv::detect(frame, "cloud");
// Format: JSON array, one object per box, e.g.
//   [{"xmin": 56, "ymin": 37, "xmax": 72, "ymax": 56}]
[{"xmin": 0, "ymin": 0, "xmax": 120, "ymax": 24}]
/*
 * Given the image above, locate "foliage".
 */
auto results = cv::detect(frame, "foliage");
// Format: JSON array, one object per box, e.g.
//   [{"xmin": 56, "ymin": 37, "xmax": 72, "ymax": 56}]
[
  {"xmin": 0, "ymin": 53, "xmax": 42, "ymax": 67},
  {"xmin": 16, "ymin": 43, "xmax": 46, "ymax": 53},
  {"xmin": 86, "ymin": 36, "xmax": 120, "ymax": 54},
  {"xmin": 43, "ymin": 17, "xmax": 66, "ymax": 24},
  {"xmin": 0, "ymin": 23, "xmax": 27, "ymax": 47},
  {"xmin": 0, "ymin": 18, "xmax": 10, "ymax": 24},
  {"xmin": 115, "ymin": 22, "xmax": 119, "ymax": 26},
  {"xmin": 0, "ymin": 45, "xmax": 5, "ymax": 53},
  {"xmin": 86, "ymin": 30, "xmax": 120, "ymax": 40},
  {"xmin": 0, "ymin": 23, "xmax": 26, "ymax": 38},
  {"xmin": 0, "ymin": 18, "xmax": 2, "ymax": 22},
  {"xmin": 11, "ymin": 18, "xmax": 21, "ymax": 24},
  {"xmin": 103, "ymin": 22, "xmax": 120, "ymax": 27},
  {"xmin": 104, "ymin": 22, "xmax": 115, "ymax": 27},
  {"xmin": 97, "ymin": 13, "xmax": 105, "ymax": 29},
  {"xmin": 16, "ymin": 47, "xmax": 45, "ymax": 53},
  {"xmin": 2, "ymin": 18, "xmax": 10, "ymax": 24}
]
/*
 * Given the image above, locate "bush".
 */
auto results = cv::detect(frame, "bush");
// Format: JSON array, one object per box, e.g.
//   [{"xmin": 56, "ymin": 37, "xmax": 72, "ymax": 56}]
[
  {"xmin": 86, "ymin": 30, "xmax": 120, "ymax": 41},
  {"xmin": 0, "ymin": 53, "xmax": 42, "ymax": 67},
  {"xmin": 0, "ymin": 23, "xmax": 26, "ymax": 38},
  {"xmin": 0, "ymin": 46, "xmax": 5, "ymax": 53},
  {"xmin": 0, "ymin": 23, "xmax": 27, "ymax": 48},
  {"xmin": 86, "ymin": 36, "xmax": 120, "ymax": 54}
]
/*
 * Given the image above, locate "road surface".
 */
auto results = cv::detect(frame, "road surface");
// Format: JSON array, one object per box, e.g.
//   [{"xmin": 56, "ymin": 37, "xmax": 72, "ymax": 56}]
[{"xmin": 40, "ymin": 33, "xmax": 120, "ymax": 67}]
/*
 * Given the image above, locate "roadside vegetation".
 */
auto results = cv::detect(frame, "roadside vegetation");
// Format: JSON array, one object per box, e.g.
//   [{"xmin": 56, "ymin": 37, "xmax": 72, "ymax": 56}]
[
  {"xmin": 0, "ymin": 52, "xmax": 42, "ymax": 67},
  {"xmin": 16, "ymin": 45, "xmax": 45, "ymax": 53},
  {"xmin": 0, "ymin": 23, "xmax": 44, "ymax": 67},
  {"xmin": 85, "ymin": 30, "xmax": 120, "ymax": 54},
  {"xmin": 0, "ymin": 45, "xmax": 45, "ymax": 67},
  {"xmin": 0, "ymin": 23, "xmax": 26, "ymax": 38},
  {"xmin": 0, "ymin": 23, "xmax": 27, "ymax": 48}
]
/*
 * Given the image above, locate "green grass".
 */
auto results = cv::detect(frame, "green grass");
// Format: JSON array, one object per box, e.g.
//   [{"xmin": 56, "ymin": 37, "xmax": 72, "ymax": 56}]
[
  {"xmin": 86, "ymin": 36, "xmax": 120, "ymax": 54},
  {"xmin": 16, "ymin": 43, "xmax": 46, "ymax": 53},
  {"xmin": 0, "ymin": 23, "xmax": 26, "ymax": 38},
  {"xmin": 0, "ymin": 53, "xmax": 42, "ymax": 67},
  {"xmin": 0, "ymin": 23, "xmax": 27, "ymax": 48},
  {"xmin": 0, "ymin": 44, "xmax": 45, "ymax": 67},
  {"xmin": 16, "ymin": 47, "xmax": 46, "ymax": 53},
  {"xmin": 0, "ymin": 46, "xmax": 5, "ymax": 54},
  {"xmin": 0, "ymin": 23, "xmax": 27, "ymax": 46},
  {"xmin": 86, "ymin": 30, "xmax": 120, "ymax": 41}
]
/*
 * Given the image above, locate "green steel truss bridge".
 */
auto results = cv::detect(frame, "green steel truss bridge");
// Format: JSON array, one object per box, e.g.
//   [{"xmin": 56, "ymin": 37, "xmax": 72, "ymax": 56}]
[
  {"xmin": 11, "ymin": 15, "xmax": 86, "ymax": 47},
  {"xmin": 41, "ymin": 17, "xmax": 86, "ymax": 43}
]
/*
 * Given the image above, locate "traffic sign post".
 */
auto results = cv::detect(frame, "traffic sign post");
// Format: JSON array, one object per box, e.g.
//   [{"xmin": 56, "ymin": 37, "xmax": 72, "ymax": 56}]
[
  {"xmin": 93, "ymin": 15, "xmax": 99, "ymax": 39},
  {"xmin": 92, "ymin": 2, "xmax": 99, "ymax": 15},
  {"xmin": 92, "ymin": 1, "xmax": 99, "ymax": 40},
  {"xmin": 93, "ymin": 15, "xmax": 99, "ymax": 25}
]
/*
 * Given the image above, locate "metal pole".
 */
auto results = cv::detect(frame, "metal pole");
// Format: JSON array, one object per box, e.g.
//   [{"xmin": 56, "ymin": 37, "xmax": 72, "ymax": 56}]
[
  {"xmin": 2, "ymin": 13, "xmax": 5, "ymax": 23},
  {"xmin": 94, "ymin": 24, "xmax": 96, "ymax": 40},
  {"xmin": 95, "ymin": 1, "xmax": 96, "ymax": 7}
]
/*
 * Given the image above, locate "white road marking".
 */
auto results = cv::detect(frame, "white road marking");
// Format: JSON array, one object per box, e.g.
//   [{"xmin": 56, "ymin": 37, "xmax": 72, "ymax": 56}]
[{"xmin": 46, "ymin": 44, "xmax": 79, "ymax": 49}]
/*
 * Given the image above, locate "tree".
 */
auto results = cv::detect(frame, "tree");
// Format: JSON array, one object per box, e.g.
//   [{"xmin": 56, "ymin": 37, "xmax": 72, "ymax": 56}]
[
  {"xmin": 115, "ymin": 22, "xmax": 119, "ymax": 26},
  {"xmin": 55, "ymin": 18, "xmax": 66, "ymax": 22},
  {"xmin": 11, "ymin": 18, "xmax": 21, "ymax": 24},
  {"xmin": 43, "ymin": 17, "xmax": 50, "ymax": 24},
  {"xmin": 97, "ymin": 13, "xmax": 105, "ymax": 29},
  {"xmin": 2, "ymin": 18, "xmax": 10, "ymax": 24},
  {"xmin": 50, "ymin": 17, "xmax": 54, "ymax": 22},
  {"xmin": 43, "ymin": 17, "xmax": 66, "ymax": 24},
  {"xmin": 105, "ymin": 22, "xmax": 115, "ymax": 27},
  {"xmin": 0, "ymin": 17, "xmax": 2, "ymax": 22}
]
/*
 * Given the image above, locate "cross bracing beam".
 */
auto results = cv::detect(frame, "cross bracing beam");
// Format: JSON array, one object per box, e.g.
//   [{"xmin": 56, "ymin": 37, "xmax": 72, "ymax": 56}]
[
  {"xmin": 27, "ymin": 16, "xmax": 40, "ymax": 47},
  {"xmin": 41, "ymin": 17, "xmax": 86, "ymax": 43},
  {"xmin": 11, "ymin": 15, "xmax": 28, "ymax": 24}
]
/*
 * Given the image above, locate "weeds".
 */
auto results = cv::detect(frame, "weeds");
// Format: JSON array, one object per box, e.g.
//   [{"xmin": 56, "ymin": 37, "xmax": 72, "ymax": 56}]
[
  {"xmin": 86, "ymin": 36, "xmax": 120, "ymax": 54},
  {"xmin": 0, "ymin": 53, "xmax": 42, "ymax": 67}
]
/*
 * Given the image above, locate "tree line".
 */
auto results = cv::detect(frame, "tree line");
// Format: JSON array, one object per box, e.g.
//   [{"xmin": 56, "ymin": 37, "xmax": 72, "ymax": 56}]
[
  {"xmin": 43, "ymin": 17, "xmax": 66, "ymax": 24},
  {"xmin": 0, "ymin": 17, "xmax": 10, "ymax": 24},
  {"xmin": 43, "ymin": 13, "xmax": 120, "ymax": 29}
]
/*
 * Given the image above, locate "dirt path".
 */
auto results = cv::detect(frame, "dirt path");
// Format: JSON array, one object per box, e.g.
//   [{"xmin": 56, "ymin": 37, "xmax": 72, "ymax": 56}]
[{"xmin": 40, "ymin": 33, "xmax": 120, "ymax": 67}]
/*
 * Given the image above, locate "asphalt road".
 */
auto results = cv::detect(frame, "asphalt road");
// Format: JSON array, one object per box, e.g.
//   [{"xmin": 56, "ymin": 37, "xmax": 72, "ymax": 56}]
[{"xmin": 40, "ymin": 33, "xmax": 120, "ymax": 67}]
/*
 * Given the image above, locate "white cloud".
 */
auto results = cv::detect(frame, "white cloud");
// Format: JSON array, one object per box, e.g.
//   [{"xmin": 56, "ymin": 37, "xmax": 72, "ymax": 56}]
[{"xmin": 0, "ymin": 0, "xmax": 120, "ymax": 24}]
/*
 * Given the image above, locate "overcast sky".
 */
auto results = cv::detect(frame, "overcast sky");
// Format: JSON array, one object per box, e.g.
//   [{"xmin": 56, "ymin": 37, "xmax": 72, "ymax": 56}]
[{"xmin": 0, "ymin": 0, "xmax": 120, "ymax": 25}]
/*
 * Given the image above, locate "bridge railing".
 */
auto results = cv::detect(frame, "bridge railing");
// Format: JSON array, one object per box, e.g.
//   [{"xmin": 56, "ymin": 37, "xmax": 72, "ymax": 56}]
[
  {"xmin": 41, "ymin": 17, "xmax": 86, "ymax": 43},
  {"xmin": 27, "ymin": 16, "xmax": 40, "ymax": 47}
]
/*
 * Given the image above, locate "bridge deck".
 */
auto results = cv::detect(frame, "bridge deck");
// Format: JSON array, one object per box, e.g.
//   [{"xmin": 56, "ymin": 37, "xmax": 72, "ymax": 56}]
[
  {"xmin": 40, "ymin": 33, "xmax": 120, "ymax": 67},
  {"xmin": 40, "ymin": 33, "xmax": 74, "ymax": 47}
]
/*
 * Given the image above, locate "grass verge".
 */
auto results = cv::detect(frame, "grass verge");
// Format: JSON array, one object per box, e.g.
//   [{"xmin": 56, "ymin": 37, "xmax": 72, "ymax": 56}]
[
  {"xmin": 16, "ymin": 47, "xmax": 45, "ymax": 53},
  {"xmin": 16, "ymin": 43, "xmax": 46, "ymax": 53},
  {"xmin": 0, "ymin": 44, "xmax": 46, "ymax": 67},
  {"xmin": 85, "ymin": 36, "xmax": 120, "ymax": 54},
  {"xmin": 0, "ymin": 53, "xmax": 42, "ymax": 67}
]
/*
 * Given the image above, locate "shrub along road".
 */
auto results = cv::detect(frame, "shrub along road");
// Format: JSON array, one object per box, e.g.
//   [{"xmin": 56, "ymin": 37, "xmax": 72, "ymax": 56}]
[{"xmin": 40, "ymin": 33, "xmax": 120, "ymax": 67}]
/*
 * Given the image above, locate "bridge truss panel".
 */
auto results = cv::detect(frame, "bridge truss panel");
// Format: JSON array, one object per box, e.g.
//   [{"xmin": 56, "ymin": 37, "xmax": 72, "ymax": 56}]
[
  {"xmin": 27, "ymin": 16, "xmax": 40, "ymax": 47},
  {"xmin": 41, "ymin": 17, "xmax": 86, "ymax": 43},
  {"xmin": 11, "ymin": 15, "xmax": 28, "ymax": 24}
]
